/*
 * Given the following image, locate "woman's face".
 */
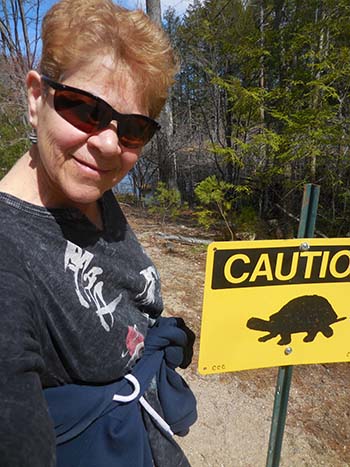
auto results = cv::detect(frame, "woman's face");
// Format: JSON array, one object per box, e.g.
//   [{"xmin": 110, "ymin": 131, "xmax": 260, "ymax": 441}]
[{"xmin": 27, "ymin": 57, "xmax": 144, "ymax": 209}]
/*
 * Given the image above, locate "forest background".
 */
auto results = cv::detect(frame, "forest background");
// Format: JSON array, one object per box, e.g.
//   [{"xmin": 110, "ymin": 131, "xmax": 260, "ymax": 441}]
[{"xmin": 1, "ymin": 0, "xmax": 350, "ymax": 241}]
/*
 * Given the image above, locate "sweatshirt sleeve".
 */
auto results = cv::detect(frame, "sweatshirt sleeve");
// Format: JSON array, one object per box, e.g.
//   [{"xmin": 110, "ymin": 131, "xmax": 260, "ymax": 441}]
[{"xmin": 0, "ymin": 266, "xmax": 56, "ymax": 467}]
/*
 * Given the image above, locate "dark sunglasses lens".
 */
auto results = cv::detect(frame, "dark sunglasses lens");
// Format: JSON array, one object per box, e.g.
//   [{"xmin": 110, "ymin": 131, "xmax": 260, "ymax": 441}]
[
  {"xmin": 118, "ymin": 117, "xmax": 157, "ymax": 148},
  {"xmin": 54, "ymin": 90, "xmax": 103, "ymax": 133},
  {"xmin": 53, "ymin": 86, "xmax": 158, "ymax": 148}
]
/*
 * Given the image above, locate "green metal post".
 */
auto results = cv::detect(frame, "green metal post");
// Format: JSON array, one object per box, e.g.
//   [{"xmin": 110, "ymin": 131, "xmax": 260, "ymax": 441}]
[
  {"xmin": 297, "ymin": 184, "xmax": 320, "ymax": 238},
  {"xmin": 266, "ymin": 184, "xmax": 320, "ymax": 467}
]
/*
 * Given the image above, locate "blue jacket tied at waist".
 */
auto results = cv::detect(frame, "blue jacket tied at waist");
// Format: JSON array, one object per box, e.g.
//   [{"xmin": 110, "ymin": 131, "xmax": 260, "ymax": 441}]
[{"xmin": 44, "ymin": 317, "xmax": 197, "ymax": 467}]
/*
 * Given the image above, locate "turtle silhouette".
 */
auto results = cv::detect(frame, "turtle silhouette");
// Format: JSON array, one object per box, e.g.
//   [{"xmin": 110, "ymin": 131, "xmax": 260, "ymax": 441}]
[{"xmin": 246, "ymin": 294, "xmax": 346, "ymax": 345}]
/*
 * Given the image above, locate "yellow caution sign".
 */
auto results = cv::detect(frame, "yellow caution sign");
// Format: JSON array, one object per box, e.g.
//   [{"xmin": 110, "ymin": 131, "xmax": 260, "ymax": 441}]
[{"xmin": 198, "ymin": 238, "xmax": 350, "ymax": 375}]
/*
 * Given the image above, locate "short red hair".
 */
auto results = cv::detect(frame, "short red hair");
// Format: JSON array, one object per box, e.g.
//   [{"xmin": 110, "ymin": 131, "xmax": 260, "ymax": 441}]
[{"xmin": 40, "ymin": 0, "xmax": 178, "ymax": 117}]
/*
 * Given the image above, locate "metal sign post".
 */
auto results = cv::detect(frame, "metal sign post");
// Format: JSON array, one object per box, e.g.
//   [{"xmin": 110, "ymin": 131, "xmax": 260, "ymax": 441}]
[{"xmin": 266, "ymin": 183, "xmax": 320, "ymax": 467}]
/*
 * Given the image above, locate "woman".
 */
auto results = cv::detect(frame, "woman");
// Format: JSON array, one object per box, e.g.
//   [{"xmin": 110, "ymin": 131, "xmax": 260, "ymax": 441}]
[{"xmin": 0, "ymin": 1, "xmax": 196, "ymax": 466}]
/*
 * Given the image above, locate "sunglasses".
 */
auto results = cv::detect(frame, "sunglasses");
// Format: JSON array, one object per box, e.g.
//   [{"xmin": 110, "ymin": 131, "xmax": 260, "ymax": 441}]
[{"xmin": 41, "ymin": 75, "xmax": 161, "ymax": 149}]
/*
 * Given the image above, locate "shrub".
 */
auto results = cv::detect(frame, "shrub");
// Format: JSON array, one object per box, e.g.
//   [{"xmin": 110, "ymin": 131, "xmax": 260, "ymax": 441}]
[{"xmin": 148, "ymin": 182, "xmax": 182, "ymax": 224}]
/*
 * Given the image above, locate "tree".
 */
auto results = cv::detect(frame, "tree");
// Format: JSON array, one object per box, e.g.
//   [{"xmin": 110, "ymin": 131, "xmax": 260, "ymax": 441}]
[
  {"xmin": 168, "ymin": 0, "xmax": 350, "ymax": 236},
  {"xmin": 144, "ymin": 0, "xmax": 178, "ymax": 190},
  {"xmin": 145, "ymin": 0, "xmax": 161, "ymax": 25},
  {"xmin": 0, "ymin": 0, "xmax": 42, "ymax": 113},
  {"xmin": 0, "ymin": 0, "xmax": 42, "ymax": 176}
]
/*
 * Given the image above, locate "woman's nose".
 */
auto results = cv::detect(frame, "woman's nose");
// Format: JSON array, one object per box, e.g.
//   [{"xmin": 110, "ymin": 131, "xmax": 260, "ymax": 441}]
[{"xmin": 87, "ymin": 124, "xmax": 121, "ymax": 157}]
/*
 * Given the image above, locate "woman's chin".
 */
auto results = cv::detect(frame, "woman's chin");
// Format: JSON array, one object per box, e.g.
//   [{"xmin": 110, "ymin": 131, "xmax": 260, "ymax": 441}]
[{"xmin": 62, "ymin": 184, "xmax": 107, "ymax": 207}]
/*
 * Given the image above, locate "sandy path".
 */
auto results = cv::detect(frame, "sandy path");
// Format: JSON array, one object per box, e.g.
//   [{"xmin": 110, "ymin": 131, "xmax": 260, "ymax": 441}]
[{"xmin": 124, "ymin": 204, "xmax": 350, "ymax": 467}]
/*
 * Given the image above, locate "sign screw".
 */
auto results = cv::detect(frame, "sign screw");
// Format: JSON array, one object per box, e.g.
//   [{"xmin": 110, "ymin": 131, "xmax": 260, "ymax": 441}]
[
  {"xmin": 299, "ymin": 242, "xmax": 310, "ymax": 251},
  {"xmin": 284, "ymin": 347, "xmax": 293, "ymax": 355}
]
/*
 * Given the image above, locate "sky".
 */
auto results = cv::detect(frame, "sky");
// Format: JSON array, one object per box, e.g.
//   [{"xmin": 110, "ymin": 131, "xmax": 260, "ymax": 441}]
[
  {"xmin": 41, "ymin": 0, "xmax": 196, "ymax": 18},
  {"xmin": 123, "ymin": 0, "xmax": 192, "ymax": 15},
  {"xmin": 123, "ymin": 0, "xmax": 194, "ymax": 16},
  {"xmin": 22, "ymin": 0, "xmax": 197, "ymax": 66}
]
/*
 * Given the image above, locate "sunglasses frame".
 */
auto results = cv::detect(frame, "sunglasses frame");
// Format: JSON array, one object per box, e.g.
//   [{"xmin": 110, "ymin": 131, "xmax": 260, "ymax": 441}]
[{"xmin": 41, "ymin": 75, "xmax": 161, "ymax": 148}]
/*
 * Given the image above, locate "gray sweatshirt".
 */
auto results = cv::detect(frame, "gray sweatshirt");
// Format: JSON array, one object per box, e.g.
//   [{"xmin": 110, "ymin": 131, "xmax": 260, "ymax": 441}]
[{"xmin": 0, "ymin": 190, "xmax": 164, "ymax": 466}]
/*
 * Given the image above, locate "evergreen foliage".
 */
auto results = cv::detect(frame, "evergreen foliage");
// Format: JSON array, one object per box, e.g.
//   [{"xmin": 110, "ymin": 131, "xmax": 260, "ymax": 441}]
[
  {"xmin": 194, "ymin": 175, "xmax": 252, "ymax": 239},
  {"xmin": 166, "ymin": 0, "xmax": 350, "ymax": 237},
  {"xmin": 0, "ymin": 81, "xmax": 29, "ymax": 178},
  {"xmin": 148, "ymin": 181, "xmax": 182, "ymax": 224}
]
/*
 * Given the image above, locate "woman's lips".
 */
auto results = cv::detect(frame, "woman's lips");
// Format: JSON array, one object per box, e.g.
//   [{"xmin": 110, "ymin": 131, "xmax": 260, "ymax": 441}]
[{"xmin": 73, "ymin": 156, "xmax": 113, "ymax": 174}]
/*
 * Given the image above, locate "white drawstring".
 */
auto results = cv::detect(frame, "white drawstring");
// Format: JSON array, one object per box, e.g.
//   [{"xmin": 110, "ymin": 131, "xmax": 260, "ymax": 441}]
[
  {"xmin": 112, "ymin": 374, "xmax": 174, "ymax": 437},
  {"xmin": 112, "ymin": 374, "xmax": 140, "ymax": 403},
  {"xmin": 139, "ymin": 396, "xmax": 174, "ymax": 436}
]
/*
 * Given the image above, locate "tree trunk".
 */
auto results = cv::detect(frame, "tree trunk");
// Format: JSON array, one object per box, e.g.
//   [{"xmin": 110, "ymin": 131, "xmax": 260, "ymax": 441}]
[
  {"xmin": 0, "ymin": 0, "xmax": 41, "ymax": 114},
  {"xmin": 145, "ymin": 0, "xmax": 177, "ymax": 190},
  {"xmin": 146, "ymin": 0, "xmax": 161, "ymax": 26}
]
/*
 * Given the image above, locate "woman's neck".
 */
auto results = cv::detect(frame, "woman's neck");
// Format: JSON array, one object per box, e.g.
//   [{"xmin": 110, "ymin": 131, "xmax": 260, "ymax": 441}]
[{"xmin": 0, "ymin": 150, "xmax": 104, "ymax": 230}]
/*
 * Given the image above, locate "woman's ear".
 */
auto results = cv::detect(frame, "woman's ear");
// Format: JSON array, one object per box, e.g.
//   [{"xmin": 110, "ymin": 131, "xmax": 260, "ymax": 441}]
[{"xmin": 26, "ymin": 70, "xmax": 42, "ymax": 128}]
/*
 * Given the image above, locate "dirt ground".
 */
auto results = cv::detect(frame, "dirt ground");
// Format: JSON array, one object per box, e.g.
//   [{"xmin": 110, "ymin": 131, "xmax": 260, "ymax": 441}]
[{"xmin": 123, "ymin": 203, "xmax": 350, "ymax": 467}]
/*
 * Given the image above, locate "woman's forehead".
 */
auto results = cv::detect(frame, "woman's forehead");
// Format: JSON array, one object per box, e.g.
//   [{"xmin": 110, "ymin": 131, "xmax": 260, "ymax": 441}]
[
  {"xmin": 59, "ymin": 57, "xmax": 146, "ymax": 114},
  {"xmin": 61, "ymin": 55, "xmax": 126, "ymax": 87}
]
